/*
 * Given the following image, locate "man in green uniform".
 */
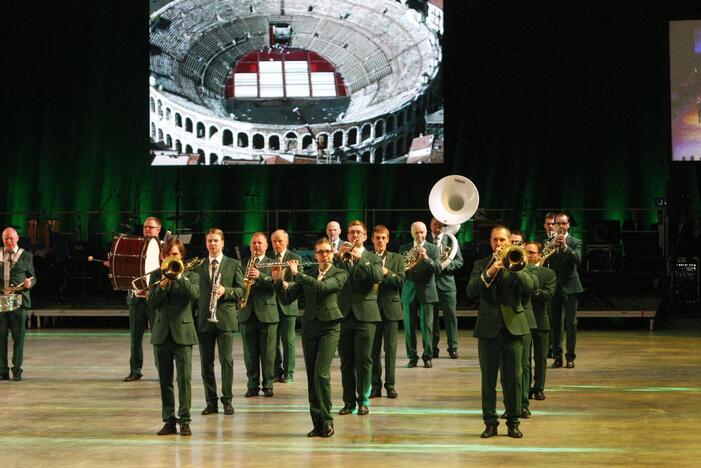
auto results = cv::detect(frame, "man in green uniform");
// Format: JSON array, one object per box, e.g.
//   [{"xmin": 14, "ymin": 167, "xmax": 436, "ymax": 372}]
[
  {"xmin": 270, "ymin": 229, "xmax": 301, "ymax": 384},
  {"xmin": 239, "ymin": 232, "xmax": 278, "ymax": 398},
  {"xmin": 336, "ymin": 220, "xmax": 383, "ymax": 416},
  {"xmin": 148, "ymin": 239, "xmax": 199, "ymax": 436},
  {"xmin": 196, "ymin": 228, "xmax": 244, "ymax": 416},
  {"xmin": 370, "ymin": 225, "xmax": 405, "ymax": 399},
  {"xmin": 124, "ymin": 217, "xmax": 161, "ymax": 382},
  {"xmin": 525, "ymin": 241, "xmax": 556, "ymax": 401},
  {"xmin": 429, "ymin": 217, "xmax": 464, "ymax": 360},
  {"xmin": 0, "ymin": 227, "xmax": 36, "ymax": 382},
  {"xmin": 466, "ymin": 225, "xmax": 535, "ymax": 438},
  {"xmin": 400, "ymin": 221, "xmax": 441, "ymax": 368},
  {"xmin": 275, "ymin": 238, "xmax": 347, "ymax": 437}
]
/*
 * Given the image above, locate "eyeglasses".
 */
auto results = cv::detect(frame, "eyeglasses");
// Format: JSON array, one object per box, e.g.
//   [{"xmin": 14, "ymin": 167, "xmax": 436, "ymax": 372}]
[{"xmin": 315, "ymin": 249, "xmax": 333, "ymax": 254}]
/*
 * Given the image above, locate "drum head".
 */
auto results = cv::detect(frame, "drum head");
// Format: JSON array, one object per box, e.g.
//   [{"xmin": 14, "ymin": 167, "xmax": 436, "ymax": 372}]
[{"xmin": 143, "ymin": 238, "xmax": 161, "ymax": 287}]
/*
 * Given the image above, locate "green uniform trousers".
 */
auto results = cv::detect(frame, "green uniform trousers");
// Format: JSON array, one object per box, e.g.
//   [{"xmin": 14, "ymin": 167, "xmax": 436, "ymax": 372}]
[
  {"xmin": 128, "ymin": 298, "xmax": 155, "ymax": 377},
  {"xmin": 302, "ymin": 318, "xmax": 340, "ymax": 430},
  {"xmin": 479, "ymin": 327, "xmax": 523, "ymax": 427},
  {"xmin": 432, "ymin": 293, "xmax": 458, "ymax": 354},
  {"xmin": 521, "ymin": 332, "xmax": 532, "ymax": 410},
  {"xmin": 371, "ymin": 318, "xmax": 399, "ymax": 390},
  {"xmin": 339, "ymin": 314, "xmax": 377, "ymax": 407},
  {"xmin": 155, "ymin": 334, "xmax": 193, "ymax": 424},
  {"xmin": 532, "ymin": 329, "xmax": 549, "ymax": 392},
  {"xmin": 403, "ymin": 301, "xmax": 434, "ymax": 361},
  {"xmin": 198, "ymin": 330, "xmax": 234, "ymax": 406},
  {"xmin": 274, "ymin": 314, "xmax": 296, "ymax": 379},
  {"xmin": 0, "ymin": 307, "xmax": 26, "ymax": 374},
  {"xmin": 240, "ymin": 315, "xmax": 278, "ymax": 391},
  {"xmin": 551, "ymin": 293, "xmax": 578, "ymax": 361}
]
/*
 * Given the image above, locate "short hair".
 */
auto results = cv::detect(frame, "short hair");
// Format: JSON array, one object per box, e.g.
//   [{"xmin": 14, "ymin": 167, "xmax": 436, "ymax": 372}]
[
  {"xmin": 372, "ymin": 224, "xmax": 390, "ymax": 237},
  {"xmin": 315, "ymin": 237, "xmax": 332, "ymax": 248},
  {"xmin": 271, "ymin": 229, "xmax": 289, "ymax": 241},
  {"xmin": 510, "ymin": 230, "xmax": 525, "ymax": 240},
  {"xmin": 525, "ymin": 241, "xmax": 543, "ymax": 254},
  {"xmin": 250, "ymin": 231, "xmax": 268, "ymax": 242},
  {"xmin": 348, "ymin": 220, "xmax": 367, "ymax": 233},
  {"xmin": 555, "ymin": 212, "xmax": 570, "ymax": 222},
  {"xmin": 164, "ymin": 238, "xmax": 186, "ymax": 258},
  {"xmin": 144, "ymin": 216, "xmax": 162, "ymax": 227},
  {"xmin": 206, "ymin": 228, "xmax": 225, "ymax": 241},
  {"xmin": 544, "ymin": 212, "xmax": 557, "ymax": 221},
  {"xmin": 490, "ymin": 225, "xmax": 511, "ymax": 237}
]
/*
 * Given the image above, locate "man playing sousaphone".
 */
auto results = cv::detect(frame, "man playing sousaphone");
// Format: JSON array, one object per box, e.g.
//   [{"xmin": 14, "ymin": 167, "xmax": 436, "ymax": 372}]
[{"xmin": 0, "ymin": 227, "xmax": 36, "ymax": 381}]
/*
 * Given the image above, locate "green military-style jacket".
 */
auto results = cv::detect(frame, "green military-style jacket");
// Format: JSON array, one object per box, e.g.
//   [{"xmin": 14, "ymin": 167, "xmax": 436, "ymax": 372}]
[
  {"xmin": 148, "ymin": 270, "xmax": 199, "ymax": 346},
  {"xmin": 276, "ymin": 265, "xmax": 348, "ymax": 323},
  {"xmin": 238, "ymin": 255, "xmax": 279, "ymax": 323}
]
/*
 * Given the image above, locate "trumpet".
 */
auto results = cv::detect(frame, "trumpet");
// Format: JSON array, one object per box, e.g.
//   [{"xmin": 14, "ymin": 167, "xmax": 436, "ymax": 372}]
[
  {"xmin": 131, "ymin": 256, "xmax": 204, "ymax": 291},
  {"xmin": 539, "ymin": 224, "xmax": 565, "ymax": 266},
  {"xmin": 482, "ymin": 244, "xmax": 527, "ymax": 287},
  {"xmin": 339, "ymin": 240, "xmax": 363, "ymax": 262}
]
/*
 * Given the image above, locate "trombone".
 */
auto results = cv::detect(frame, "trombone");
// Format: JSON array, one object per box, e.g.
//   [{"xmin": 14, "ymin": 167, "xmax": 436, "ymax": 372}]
[
  {"xmin": 131, "ymin": 256, "xmax": 204, "ymax": 291},
  {"xmin": 481, "ymin": 243, "xmax": 527, "ymax": 287}
]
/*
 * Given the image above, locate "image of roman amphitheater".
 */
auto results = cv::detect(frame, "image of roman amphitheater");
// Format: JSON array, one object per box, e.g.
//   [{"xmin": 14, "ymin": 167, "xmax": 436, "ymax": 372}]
[{"xmin": 149, "ymin": 0, "xmax": 443, "ymax": 165}]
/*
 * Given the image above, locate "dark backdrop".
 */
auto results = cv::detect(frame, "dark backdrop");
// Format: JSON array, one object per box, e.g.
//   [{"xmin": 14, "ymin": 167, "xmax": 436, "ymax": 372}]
[{"xmin": 1, "ymin": 0, "xmax": 700, "ymax": 244}]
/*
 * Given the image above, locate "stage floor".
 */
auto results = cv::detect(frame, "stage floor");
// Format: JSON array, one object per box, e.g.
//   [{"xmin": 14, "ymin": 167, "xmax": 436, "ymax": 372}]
[{"xmin": 1, "ymin": 328, "xmax": 699, "ymax": 467}]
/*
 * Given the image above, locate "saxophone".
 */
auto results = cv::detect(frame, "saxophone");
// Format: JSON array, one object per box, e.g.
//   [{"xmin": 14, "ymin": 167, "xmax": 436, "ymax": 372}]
[
  {"xmin": 238, "ymin": 257, "xmax": 257, "ymax": 310},
  {"xmin": 207, "ymin": 262, "xmax": 221, "ymax": 323}
]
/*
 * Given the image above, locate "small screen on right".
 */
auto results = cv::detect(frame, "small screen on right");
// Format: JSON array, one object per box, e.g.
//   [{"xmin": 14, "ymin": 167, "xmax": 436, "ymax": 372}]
[{"xmin": 670, "ymin": 20, "xmax": 701, "ymax": 161}]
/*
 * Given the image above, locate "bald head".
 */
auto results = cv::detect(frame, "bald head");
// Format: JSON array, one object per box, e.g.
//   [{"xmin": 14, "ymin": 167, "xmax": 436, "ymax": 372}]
[
  {"xmin": 326, "ymin": 221, "xmax": 341, "ymax": 242},
  {"xmin": 2, "ymin": 227, "xmax": 19, "ymax": 251}
]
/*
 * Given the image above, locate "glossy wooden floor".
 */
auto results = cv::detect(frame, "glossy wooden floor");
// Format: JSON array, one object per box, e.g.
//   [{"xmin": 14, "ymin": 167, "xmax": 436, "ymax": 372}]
[{"xmin": 1, "ymin": 328, "xmax": 699, "ymax": 467}]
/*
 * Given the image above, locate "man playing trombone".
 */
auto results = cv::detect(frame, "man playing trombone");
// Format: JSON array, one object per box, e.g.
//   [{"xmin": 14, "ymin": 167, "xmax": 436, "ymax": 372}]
[
  {"xmin": 147, "ymin": 239, "xmax": 199, "ymax": 436},
  {"xmin": 466, "ymin": 225, "xmax": 535, "ymax": 438}
]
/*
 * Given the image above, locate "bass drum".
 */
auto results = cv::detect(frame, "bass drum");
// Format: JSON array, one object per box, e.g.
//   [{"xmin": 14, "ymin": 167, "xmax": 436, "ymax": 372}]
[{"xmin": 108, "ymin": 235, "xmax": 161, "ymax": 290}]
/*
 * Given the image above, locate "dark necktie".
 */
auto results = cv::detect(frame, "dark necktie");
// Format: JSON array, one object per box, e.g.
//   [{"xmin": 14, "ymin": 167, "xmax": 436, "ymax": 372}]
[{"xmin": 211, "ymin": 259, "xmax": 219, "ymax": 280}]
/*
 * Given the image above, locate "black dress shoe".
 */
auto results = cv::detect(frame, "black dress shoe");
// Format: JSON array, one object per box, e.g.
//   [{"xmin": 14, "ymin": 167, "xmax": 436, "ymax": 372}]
[
  {"xmin": 284, "ymin": 375, "xmax": 293, "ymax": 383},
  {"xmin": 123, "ymin": 373, "xmax": 142, "ymax": 382},
  {"xmin": 338, "ymin": 405, "xmax": 354, "ymax": 415},
  {"xmin": 0, "ymin": 373, "xmax": 9, "ymax": 380},
  {"xmin": 157, "ymin": 420, "xmax": 178, "ymax": 435},
  {"xmin": 369, "ymin": 388, "xmax": 381, "ymax": 399},
  {"xmin": 406, "ymin": 360, "xmax": 418, "ymax": 368},
  {"xmin": 480, "ymin": 425, "xmax": 498, "ymax": 438},
  {"xmin": 201, "ymin": 405, "xmax": 218, "ymax": 415},
  {"xmin": 551, "ymin": 360, "xmax": 563, "ymax": 369},
  {"xmin": 521, "ymin": 408, "xmax": 531, "ymax": 418},
  {"xmin": 449, "ymin": 351, "xmax": 459, "ymax": 359},
  {"xmin": 500, "ymin": 411, "xmax": 506, "ymax": 420},
  {"xmin": 179, "ymin": 423, "xmax": 191, "ymax": 436},
  {"xmin": 357, "ymin": 405, "xmax": 369, "ymax": 416},
  {"xmin": 386, "ymin": 388, "xmax": 398, "ymax": 399},
  {"xmin": 432, "ymin": 349, "xmax": 440, "ymax": 359},
  {"xmin": 534, "ymin": 390, "xmax": 546, "ymax": 400},
  {"xmin": 423, "ymin": 359, "xmax": 433, "ymax": 368},
  {"xmin": 263, "ymin": 388, "xmax": 274, "ymax": 397},
  {"xmin": 275, "ymin": 374, "xmax": 285, "ymax": 383},
  {"xmin": 307, "ymin": 427, "xmax": 320, "ymax": 437},
  {"xmin": 507, "ymin": 425, "xmax": 523, "ymax": 438},
  {"xmin": 566, "ymin": 360, "xmax": 575, "ymax": 368},
  {"xmin": 245, "ymin": 388, "xmax": 260, "ymax": 397},
  {"xmin": 224, "ymin": 404, "xmax": 235, "ymax": 415},
  {"xmin": 320, "ymin": 425, "xmax": 334, "ymax": 438},
  {"xmin": 12, "ymin": 371, "xmax": 22, "ymax": 382}
]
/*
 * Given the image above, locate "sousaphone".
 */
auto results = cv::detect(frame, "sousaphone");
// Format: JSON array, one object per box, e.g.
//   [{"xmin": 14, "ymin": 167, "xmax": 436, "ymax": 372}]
[{"xmin": 428, "ymin": 175, "xmax": 480, "ymax": 264}]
